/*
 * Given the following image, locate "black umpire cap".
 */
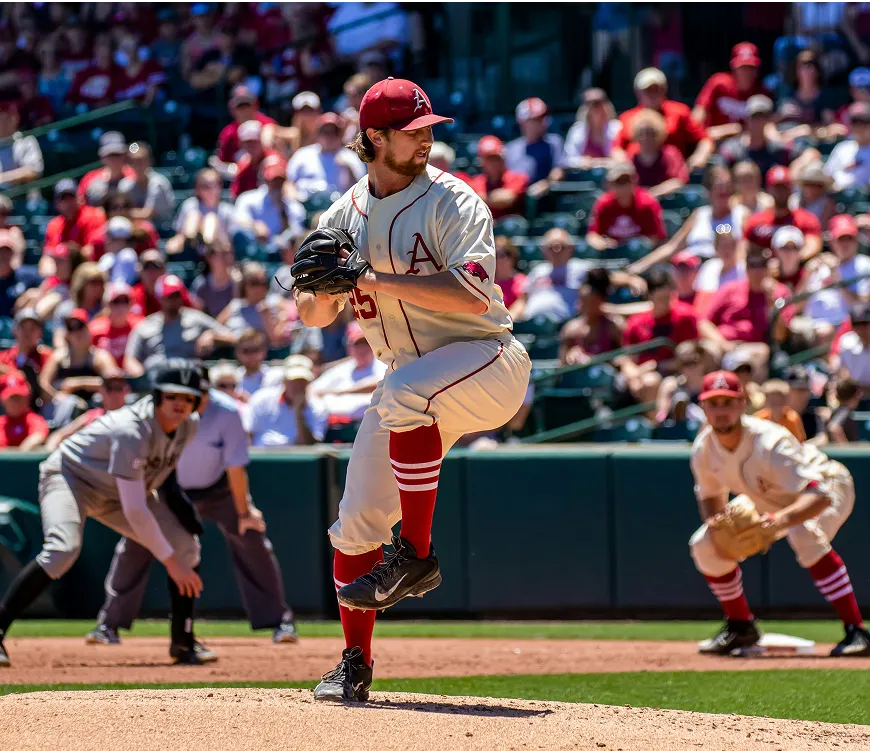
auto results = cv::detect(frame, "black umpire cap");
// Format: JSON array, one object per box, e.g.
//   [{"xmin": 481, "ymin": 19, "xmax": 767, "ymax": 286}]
[{"xmin": 152, "ymin": 359, "xmax": 204, "ymax": 397}]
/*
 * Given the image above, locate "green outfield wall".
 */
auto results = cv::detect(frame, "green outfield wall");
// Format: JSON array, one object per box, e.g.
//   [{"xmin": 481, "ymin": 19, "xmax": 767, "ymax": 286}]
[{"xmin": 2, "ymin": 446, "xmax": 868, "ymax": 619}]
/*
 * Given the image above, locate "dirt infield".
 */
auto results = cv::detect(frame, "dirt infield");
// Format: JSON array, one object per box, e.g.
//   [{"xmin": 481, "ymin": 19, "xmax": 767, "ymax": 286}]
[
  {"xmin": 0, "ymin": 635, "xmax": 862, "ymax": 684},
  {"xmin": 5, "ymin": 688, "xmax": 869, "ymax": 751}
]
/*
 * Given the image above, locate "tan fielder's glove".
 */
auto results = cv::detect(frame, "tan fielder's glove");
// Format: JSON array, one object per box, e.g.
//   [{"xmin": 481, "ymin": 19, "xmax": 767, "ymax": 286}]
[{"xmin": 707, "ymin": 497, "xmax": 779, "ymax": 560}]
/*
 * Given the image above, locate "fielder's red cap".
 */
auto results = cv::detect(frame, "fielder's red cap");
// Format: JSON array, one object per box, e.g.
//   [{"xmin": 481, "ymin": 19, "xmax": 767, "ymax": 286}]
[
  {"xmin": 359, "ymin": 78, "xmax": 453, "ymax": 132},
  {"xmin": 699, "ymin": 370, "xmax": 745, "ymax": 401}
]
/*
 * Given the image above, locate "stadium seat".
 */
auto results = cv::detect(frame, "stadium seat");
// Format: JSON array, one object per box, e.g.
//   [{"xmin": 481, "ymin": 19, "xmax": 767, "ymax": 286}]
[
  {"xmin": 854, "ymin": 413, "xmax": 870, "ymax": 441},
  {"xmin": 662, "ymin": 210, "xmax": 684, "ymax": 238},
  {"xmin": 562, "ymin": 167, "xmax": 607, "ymax": 185},
  {"xmin": 602, "ymin": 237, "xmax": 652, "ymax": 264},
  {"xmin": 494, "ymin": 215, "xmax": 529, "ymax": 237},
  {"xmin": 530, "ymin": 213, "xmax": 582, "ymax": 237},
  {"xmin": 324, "ymin": 420, "xmax": 362, "ymax": 444},
  {"xmin": 657, "ymin": 187, "xmax": 707, "ymax": 217},
  {"xmin": 0, "ymin": 317, "xmax": 14, "ymax": 349},
  {"xmin": 165, "ymin": 261, "xmax": 198, "ymax": 286},
  {"xmin": 557, "ymin": 364, "xmax": 617, "ymax": 397},
  {"xmin": 534, "ymin": 391, "xmax": 595, "ymax": 436},
  {"xmin": 512, "ymin": 315, "xmax": 562, "ymax": 360},
  {"xmin": 652, "ymin": 419, "xmax": 700, "ymax": 441}
]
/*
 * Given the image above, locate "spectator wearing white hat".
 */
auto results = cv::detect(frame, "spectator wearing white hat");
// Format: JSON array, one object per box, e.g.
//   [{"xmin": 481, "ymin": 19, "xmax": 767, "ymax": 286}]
[
  {"xmin": 770, "ymin": 225, "xmax": 808, "ymax": 293},
  {"xmin": 824, "ymin": 102, "xmax": 870, "ymax": 191},
  {"xmin": 503, "ymin": 97, "xmax": 565, "ymax": 197},
  {"xmin": 618, "ymin": 67, "xmax": 713, "ymax": 171},
  {"xmin": 231, "ymin": 120, "xmax": 281, "ymax": 199},
  {"xmin": 286, "ymin": 113, "xmax": 365, "ymax": 201},
  {"xmin": 308, "ymin": 323, "xmax": 388, "ymax": 423},
  {"xmin": 79, "ymin": 132, "xmax": 134, "ymax": 207},
  {"xmin": 88, "ymin": 282, "xmax": 142, "ymax": 367},
  {"xmin": 95, "ymin": 217, "xmax": 139, "ymax": 285},
  {"xmin": 244, "ymin": 356, "xmax": 328, "ymax": 447},
  {"xmin": 428, "ymin": 142, "xmax": 457, "ymax": 174},
  {"xmin": 273, "ymin": 91, "xmax": 323, "ymax": 157}
]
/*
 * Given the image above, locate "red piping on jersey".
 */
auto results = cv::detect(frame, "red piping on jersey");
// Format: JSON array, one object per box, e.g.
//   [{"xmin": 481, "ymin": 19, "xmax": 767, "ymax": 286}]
[
  {"xmin": 423, "ymin": 343, "xmax": 504, "ymax": 424},
  {"xmin": 374, "ymin": 291, "xmax": 391, "ymax": 351},
  {"xmin": 350, "ymin": 188, "xmax": 368, "ymax": 219},
  {"xmin": 456, "ymin": 267, "xmax": 490, "ymax": 304},
  {"xmin": 388, "ymin": 170, "xmax": 446, "ymax": 359}
]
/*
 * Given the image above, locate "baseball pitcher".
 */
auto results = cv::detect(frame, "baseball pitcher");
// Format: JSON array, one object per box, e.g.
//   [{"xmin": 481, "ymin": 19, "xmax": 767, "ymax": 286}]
[
  {"xmin": 0, "ymin": 360, "xmax": 216, "ymax": 667},
  {"xmin": 290, "ymin": 78, "xmax": 531, "ymax": 701},
  {"xmin": 690, "ymin": 370, "xmax": 870, "ymax": 656}
]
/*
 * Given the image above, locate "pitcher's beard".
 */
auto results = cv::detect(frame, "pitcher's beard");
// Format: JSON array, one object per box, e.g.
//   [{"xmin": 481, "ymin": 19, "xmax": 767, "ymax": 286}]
[{"xmin": 385, "ymin": 150, "xmax": 428, "ymax": 177}]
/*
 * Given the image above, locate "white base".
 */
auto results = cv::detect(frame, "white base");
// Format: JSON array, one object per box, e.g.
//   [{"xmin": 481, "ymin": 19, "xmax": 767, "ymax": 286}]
[{"xmin": 697, "ymin": 632, "xmax": 816, "ymax": 657}]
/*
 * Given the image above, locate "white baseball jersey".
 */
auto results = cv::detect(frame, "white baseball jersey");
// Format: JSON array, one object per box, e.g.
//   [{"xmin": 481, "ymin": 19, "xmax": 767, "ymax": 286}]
[
  {"xmin": 691, "ymin": 415, "xmax": 843, "ymax": 512},
  {"xmin": 317, "ymin": 164, "xmax": 512, "ymax": 369}
]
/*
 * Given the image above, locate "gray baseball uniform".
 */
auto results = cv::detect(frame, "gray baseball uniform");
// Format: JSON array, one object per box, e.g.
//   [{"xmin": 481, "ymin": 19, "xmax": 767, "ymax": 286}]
[
  {"xmin": 96, "ymin": 390, "xmax": 293, "ymax": 630},
  {"xmin": 36, "ymin": 396, "xmax": 200, "ymax": 580}
]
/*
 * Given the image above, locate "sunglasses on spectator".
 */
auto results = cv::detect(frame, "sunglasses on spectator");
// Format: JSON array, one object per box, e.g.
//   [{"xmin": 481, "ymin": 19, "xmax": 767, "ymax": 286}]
[
  {"xmin": 635, "ymin": 128, "xmax": 656, "ymax": 138},
  {"xmin": 143, "ymin": 261, "xmax": 164, "ymax": 270},
  {"xmin": 247, "ymin": 278, "xmax": 267, "ymax": 286},
  {"xmin": 216, "ymin": 382, "xmax": 236, "ymax": 391},
  {"xmin": 164, "ymin": 292, "xmax": 183, "ymax": 301},
  {"xmin": 239, "ymin": 346, "xmax": 265, "ymax": 355},
  {"xmin": 110, "ymin": 296, "xmax": 130, "ymax": 305},
  {"xmin": 65, "ymin": 321, "xmax": 86, "ymax": 332},
  {"xmin": 612, "ymin": 176, "xmax": 632, "ymax": 185},
  {"xmin": 544, "ymin": 243, "xmax": 570, "ymax": 252},
  {"xmin": 104, "ymin": 381, "xmax": 127, "ymax": 392}
]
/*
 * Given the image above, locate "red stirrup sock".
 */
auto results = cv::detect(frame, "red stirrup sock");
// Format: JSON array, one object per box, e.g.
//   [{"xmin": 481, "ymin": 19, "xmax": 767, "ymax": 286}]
[
  {"xmin": 810, "ymin": 550, "xmax": 864, "ymax": 626},
  {"xmin": 705, "ymin": 567, "xmax": 754, "ymax": 621},
  {"xmin": 389, "ymin": 423, "xmax": 442, "ymax": 558},
  {"xmin": 334, "ymin": 548, "xmax": 383, "ymax": 665}
]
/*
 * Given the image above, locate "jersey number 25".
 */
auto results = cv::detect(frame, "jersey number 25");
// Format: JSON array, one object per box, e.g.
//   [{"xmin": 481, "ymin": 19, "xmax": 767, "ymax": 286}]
[{"xmin": 350, "ymin": 288, "xmax": 378, "ymax": 320}]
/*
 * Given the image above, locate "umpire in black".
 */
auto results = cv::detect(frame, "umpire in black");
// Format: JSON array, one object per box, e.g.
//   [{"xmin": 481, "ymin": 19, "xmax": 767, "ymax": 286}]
[{"xmin": 85, "ymin": 363, "xmax": 298, "ymax": 644}]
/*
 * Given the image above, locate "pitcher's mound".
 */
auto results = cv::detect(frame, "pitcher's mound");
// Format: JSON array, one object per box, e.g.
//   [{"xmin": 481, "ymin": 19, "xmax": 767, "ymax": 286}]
[{"xmin": 4, "ymin": 688, "xmax": 868, "ymax": 751}]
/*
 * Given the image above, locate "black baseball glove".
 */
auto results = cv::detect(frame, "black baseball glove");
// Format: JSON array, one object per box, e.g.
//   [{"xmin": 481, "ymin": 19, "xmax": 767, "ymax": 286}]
[{"xmin": 290, "ymin": 228, "xmax": 371, "ymax": 295}]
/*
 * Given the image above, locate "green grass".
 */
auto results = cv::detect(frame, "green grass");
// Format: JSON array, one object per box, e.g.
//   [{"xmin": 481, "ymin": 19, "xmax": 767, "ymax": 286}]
[
  {"xmin": 5, "ymin": 618, "xmax": 849, "ymax": 643},
  {"xmin": 3, "ymin": 671, "xmax": 868, "ymax": 725}
]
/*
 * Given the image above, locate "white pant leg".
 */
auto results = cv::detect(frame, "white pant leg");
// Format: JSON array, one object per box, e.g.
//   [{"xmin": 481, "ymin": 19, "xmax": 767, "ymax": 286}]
[
  {"xmin": 377, "ymin": 336, "xmax": 531, "ymax": 434},
  {"xmin": 787, "ymin": 467, "xmax": 855, "ymax": 569},
  {"xmin": 689, "ymin": 520, "xmax": 741, "ymax": 578},
  {"xmin": 328, "ymin": 382, "xmax": 464, "ymax": 556}
]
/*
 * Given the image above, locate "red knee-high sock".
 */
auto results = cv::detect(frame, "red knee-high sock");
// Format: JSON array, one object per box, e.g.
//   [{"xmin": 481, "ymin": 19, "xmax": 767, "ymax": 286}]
[
  {"xmin": 390, "ymin": 423, "xmax": 442, "ymax": 558},
  {"xmin": 705, "ymin": 567, "xmax": 754, "ymax": 621},
  {"xmin": 334, "ymin": 548, "xmax": 383, "ymax": 665},
  {"xmin": 810, "ymin": 550, "xmax": 864, "ymax": 626}
]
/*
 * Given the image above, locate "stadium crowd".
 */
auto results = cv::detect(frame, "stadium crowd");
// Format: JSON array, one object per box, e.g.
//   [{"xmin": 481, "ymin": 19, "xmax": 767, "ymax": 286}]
[{"xmin": 0, "ymin": 2, "xmax": 870, "ymax": 449}]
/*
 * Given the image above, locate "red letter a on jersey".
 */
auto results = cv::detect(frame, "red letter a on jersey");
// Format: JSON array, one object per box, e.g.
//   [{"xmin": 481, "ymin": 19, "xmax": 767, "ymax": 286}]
[{"xmin": 406, "ymin": 233, "xmax": 443, "ymax": 275}]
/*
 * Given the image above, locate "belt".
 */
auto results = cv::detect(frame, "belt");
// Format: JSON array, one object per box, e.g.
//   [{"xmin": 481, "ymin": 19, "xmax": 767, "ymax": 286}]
[{"xmin": 183, "ymin": 472, "xmax": 230, "ymax": 502}]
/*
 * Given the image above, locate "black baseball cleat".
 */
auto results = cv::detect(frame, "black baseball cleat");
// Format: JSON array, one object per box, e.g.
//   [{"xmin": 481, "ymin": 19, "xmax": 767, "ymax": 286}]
[
  {"xmin": 698, "ymin": 620, "xmax": 761, "ymax": 655},
  {"xmin": 830, "ymin": 624, "xmax": 870, "ymax": 656},
  {"xmin": 170, "ymin": 640, "xmax": 219, "ymax": 665},
  {"xmin": 313, "ymin": 647, "xmax": 373, "ymax": 702},
  {"xmin": 336, "ymin": 536, "xmax": 441, "ymax": 611},
  {"xmin": 85, "ymin": 625, "xmax": 121, "ymax": 645},
  {"xmin": 0, "ymin": 637, "xmax": 9, "ymax": 668}
]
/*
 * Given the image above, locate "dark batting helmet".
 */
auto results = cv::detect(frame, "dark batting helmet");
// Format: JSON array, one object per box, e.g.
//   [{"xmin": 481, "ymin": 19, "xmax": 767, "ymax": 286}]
[{"xmin": 152, "ymin": 358, "xmax": 204, "ymax": 409}]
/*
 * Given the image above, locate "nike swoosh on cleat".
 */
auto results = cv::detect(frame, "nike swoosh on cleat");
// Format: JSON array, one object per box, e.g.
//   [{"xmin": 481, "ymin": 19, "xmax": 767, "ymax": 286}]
[{"xmin": 374, "ymin": 574, "xmax": 407, "ymax": 602}]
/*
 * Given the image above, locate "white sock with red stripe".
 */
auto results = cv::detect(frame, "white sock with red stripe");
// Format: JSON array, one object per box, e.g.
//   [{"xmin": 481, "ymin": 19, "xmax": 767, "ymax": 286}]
[
  {"xmin": 390, "ymin": 423, "xmax": 442, "ymax": 558},
  {"xmin": 704, "ymin": 567, "xmax": 754, "ymax": 621},
  {"xmin": 809, "ymin": 550, "xmax": 864, "ymax": 626}
]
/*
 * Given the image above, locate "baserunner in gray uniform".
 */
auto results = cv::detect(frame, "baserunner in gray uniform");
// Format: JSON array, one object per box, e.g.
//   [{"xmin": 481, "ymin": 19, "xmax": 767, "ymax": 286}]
[
  {"xmin": 85, "ymin": 363, "xmax": 299, "ymax": 646},
  {"xmin": 0, "ymin": 360, "xmax": 217, "ymax": 667}
]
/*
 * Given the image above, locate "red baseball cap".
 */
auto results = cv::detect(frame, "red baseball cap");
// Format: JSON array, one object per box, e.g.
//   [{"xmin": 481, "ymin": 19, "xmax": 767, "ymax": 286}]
[
  {"xmin": 730, "ymin": 42, "xmax": 761, "ymax": 69},
  {"xmin": 477, "ymin": 135, "xmax": 504, "ymax": 158},
  {"xmin": 156, "ymin": 274, "xmax": 187, "ymax": 298},
  {"xmin": 315, "ymin": 112, "xmax": 344, "ymax": 131},
  {"xmin": 0, "ymin": 374, "xmax": 30, "ymax": 401},
  {"xmin": 65, "ymin": 308, "xmax": 89, "ymax": 326},
  {"xmin": 830, "ymin": 213, "xmax": 859, "ymax": 239},
  {"xmin": 672, "ymin": 251, "xmax": 700, "ymax": 270},
  {"xmin": 346, "ymin": 322, "xmax": 366, "ymax": 345},
  {"xmin": 359, "ymin": 78, "xmax": 453, "ymax": 132},
  {"xmin": 261, "ymin": 154, "xmax": 287, "ymax": 181},
  {"xmin": 766, "ymin": 165, "xmax": 791, "ymax": 188},
  {"xmin": 699, "ymin": 370, "xmax": 745, "ymax": 401}
]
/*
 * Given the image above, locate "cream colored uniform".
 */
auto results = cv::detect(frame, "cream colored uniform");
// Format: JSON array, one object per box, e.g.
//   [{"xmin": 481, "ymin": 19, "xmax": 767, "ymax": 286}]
[
  {"xmin": 317, "ymin": 164, "xmax": 531, "ymax": 555},
  {"xmin": 689, "ymin": 415, "xmax": 855, "ymax": 575}
]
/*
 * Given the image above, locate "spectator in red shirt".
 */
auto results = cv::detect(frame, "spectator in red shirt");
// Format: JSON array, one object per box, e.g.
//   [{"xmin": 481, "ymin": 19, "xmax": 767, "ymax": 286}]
[
  {"xmin": 18, "ymin": 72, "xmax": 55, "ymax": 129},
  {"xmin": 131, "ymin": 250, "xmax": 166, "ymax": 317},
  {"xmin": 693, "ymin": 42, "xmax": 767, "ymax": 135},
  {"xmin": 705, "ymin": 248, "xmax": 793, "ymax": 345},
  {"xmin": 494, "ymin": 237, "xmax": 526, "ymax": 310},
  {"xmin": 89, "ymin": 283, "xmax": 143, "ymax": 367},
  {"xmin": 618, "ymin": 67, "xmax": 713, "ymax": 170},
  {"xmin": 627, "ymin": 108, "xmax": 688, "ymax": 198},
  {"xmin": 0, "ymin": 375, "xmax": 49, "ymax": 450},
  {"xmin": 743, "ymin": 166, "xmax": 823, "ymax": 260},
  {"xmin": 672, "ymin": 251, "xmax": 700, "ymax": 307},
  {"xmin": 212, "ymin": 85, "xmax": 278, "ymax": 177},
  {"xmin": 66, "ymin": 34, "xmax": 118, "ymax": 108},
  {"xmin": 79, "ymin": 132, "xmax": 136, "ymax": 207},
  {"xmin": 112, "ymin": 34, "xmax": 167, "ymax": 106},
  {"xmin": 231, "ymin": 120, "xmax": 279, "ymax": 198},
  {"xmin": 586, "ymin": 162, "xmax": 667, "ymax": 251},
  {"xmin": 0, "ymin": 308, "xmax": 52, "ymax": 411},
  {"xmin": 466, "ymin": 136, "xmax": 529, "ymax": 219},
  {"xmin": 43, "ymin": 180, "xmax": 106, "ymax": 254}
]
